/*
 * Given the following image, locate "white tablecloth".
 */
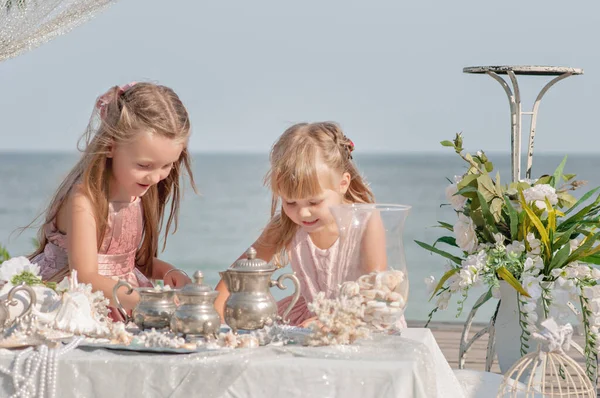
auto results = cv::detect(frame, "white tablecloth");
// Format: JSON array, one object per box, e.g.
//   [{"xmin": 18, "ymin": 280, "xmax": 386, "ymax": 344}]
[{"xmin": 0, "ymin": 328, "xmax": 464, "ymax": 398}]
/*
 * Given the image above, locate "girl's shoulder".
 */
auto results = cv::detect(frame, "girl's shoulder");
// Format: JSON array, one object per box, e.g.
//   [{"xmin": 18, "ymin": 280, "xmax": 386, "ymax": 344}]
[{"xmin": 55, "ymin": 184, "xmax": 95, "ymax": 233}]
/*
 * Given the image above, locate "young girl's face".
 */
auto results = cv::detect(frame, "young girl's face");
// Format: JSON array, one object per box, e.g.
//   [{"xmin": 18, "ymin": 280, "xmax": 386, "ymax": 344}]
[
  {"xmin": 109, "ymin": 131, "xmax": 184, "ymax": 201},
  {"xmin": 281, "ymin": 169, "xmax": 350, "ymax": 234}
]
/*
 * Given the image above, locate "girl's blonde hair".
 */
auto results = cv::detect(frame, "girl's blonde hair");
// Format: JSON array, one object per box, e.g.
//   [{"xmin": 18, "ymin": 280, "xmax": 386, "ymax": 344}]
[
  {"xmin": 29, "ymin": 82, "xmax": 196, "ymax": 278},
  {"xmin": 263, "ymin": 122, "xmax": 374, "ymax": 267}
]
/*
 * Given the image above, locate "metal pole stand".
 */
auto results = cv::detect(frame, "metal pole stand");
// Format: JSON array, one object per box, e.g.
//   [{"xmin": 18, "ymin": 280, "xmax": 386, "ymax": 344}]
[
  {"xmin": 463, "ymin": 65, "xmax": 583, "ymax": 182},
  {"xmin": 456, "ymin": 65, "xmax": 583, "ymax": 371}
]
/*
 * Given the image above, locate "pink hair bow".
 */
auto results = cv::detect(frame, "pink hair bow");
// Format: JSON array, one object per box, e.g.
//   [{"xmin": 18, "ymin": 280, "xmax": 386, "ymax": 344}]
[{"xmin": 96, "ymin": 81, "xmax": 138, "ymax": 118}]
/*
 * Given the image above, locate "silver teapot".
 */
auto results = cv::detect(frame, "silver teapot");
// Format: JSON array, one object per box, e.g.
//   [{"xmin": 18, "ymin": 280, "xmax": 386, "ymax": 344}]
[
  {"xmin": 0, "ymin": 282, "xmax": 36, "ymax": 330},
  {"xmin": 171, "ymin": 271, "xmax": 220, "ymax": 338},
  {"xmin": 220, "ymin": 247, "xmax": 300, "ymax": 333},
  {"xmin": 113, "ymin": 281, "xmax": 177, "ymax": 330}
]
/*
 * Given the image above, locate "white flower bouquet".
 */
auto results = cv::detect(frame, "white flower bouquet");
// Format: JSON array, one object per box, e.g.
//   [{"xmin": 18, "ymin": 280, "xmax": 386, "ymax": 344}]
[{"xmin": 417, "ymin": 134, "xmax": 600, "ymax": 380}]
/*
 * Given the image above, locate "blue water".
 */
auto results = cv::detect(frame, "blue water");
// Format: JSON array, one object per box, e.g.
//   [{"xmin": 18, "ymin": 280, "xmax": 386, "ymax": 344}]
[{"xmin": 1, "ymin": 152, "xmax": 599, "ymax": 322}]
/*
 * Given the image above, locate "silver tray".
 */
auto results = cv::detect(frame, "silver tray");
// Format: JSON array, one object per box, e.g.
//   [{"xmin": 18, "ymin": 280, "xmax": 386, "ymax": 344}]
[{"xmin": 77, "ymin": 340, "xmax": 212, "ymax": 354}]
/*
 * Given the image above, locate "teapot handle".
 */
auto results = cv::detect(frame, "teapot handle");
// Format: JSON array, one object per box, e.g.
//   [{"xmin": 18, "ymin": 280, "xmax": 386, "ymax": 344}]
[
  {"xmin": 112, "ymin": 280, "xmax": 134, "ymax": 322},
  {"xmin": 7, "ymin": 283, "xmax": 37, "ymax": 321},
  {"xmin": 271, "ymin": 273, "xmax": 300, "ymax": 322}
]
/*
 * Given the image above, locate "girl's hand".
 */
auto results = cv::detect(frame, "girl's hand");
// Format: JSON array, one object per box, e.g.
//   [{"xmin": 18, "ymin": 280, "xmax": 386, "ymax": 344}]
[
  {"xmin": 300, "ymin": 316, "xmax": 320, "ymax": 329},
  {"xmin": 164, "ymin": 269, "xmax": 191, "ymax": 288}
]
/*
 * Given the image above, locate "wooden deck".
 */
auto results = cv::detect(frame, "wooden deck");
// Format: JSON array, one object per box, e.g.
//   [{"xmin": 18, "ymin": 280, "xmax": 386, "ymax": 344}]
[{"xmin": 408, "ymin": 320, "xmax": 589, "ymax": 373}]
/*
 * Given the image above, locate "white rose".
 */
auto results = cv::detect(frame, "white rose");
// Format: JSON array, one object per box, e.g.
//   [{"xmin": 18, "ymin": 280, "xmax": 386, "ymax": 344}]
[
  {"xmin": 505, "ymin": 241, "xmax": 525, "ymax": 256},
  {"xmin": 523, "ymin": 184, "xmax": 558, "ymax": 210},
  {"xmin": 453, "ymin": 214, "xmax": 478, "ymax": 253},
  {"xmin": 0, "ymin": 256, "xmax": 40, "ymax": 283},
  {"xmin": 445, "ymin": 183, "xmax": 468, "ymax": 211}
]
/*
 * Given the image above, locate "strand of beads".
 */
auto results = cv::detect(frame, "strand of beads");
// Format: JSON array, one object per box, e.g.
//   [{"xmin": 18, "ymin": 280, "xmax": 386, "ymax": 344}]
[
  {"xmin": 0, "ymin": 337, "xmax": 83, "ymax": 398},
  {"xmin": 47, "ymin": 337, "xmax": 82, "ymax": 398}
]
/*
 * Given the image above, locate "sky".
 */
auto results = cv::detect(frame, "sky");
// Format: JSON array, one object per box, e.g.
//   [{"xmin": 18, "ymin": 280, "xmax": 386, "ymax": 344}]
[{"xmin": 0, "ymin": 0, "xmax": 598, "ymax": 154}]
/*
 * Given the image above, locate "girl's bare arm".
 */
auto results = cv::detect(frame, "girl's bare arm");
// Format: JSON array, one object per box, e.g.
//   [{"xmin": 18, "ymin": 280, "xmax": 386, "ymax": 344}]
[{"xmin": 63, "ymin": 188, "xmax": 140, "ymax": 309}]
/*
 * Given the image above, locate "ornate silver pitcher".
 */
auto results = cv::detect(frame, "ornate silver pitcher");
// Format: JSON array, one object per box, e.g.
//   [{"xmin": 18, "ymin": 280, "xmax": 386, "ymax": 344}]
[
  {"xmin": 219, "ymin": 247, "xmax": 300, "ymax": 333},
  {"xmin": 113, "ymin": 281, "xmax": 177, "ymax": 330},
  {"xmin": 171, "ymin": 271, "xmax": 221, "ymax": 338},
  {"xmin": 0, "ymin": 282, "xmax": 36, "ymax": 329}
]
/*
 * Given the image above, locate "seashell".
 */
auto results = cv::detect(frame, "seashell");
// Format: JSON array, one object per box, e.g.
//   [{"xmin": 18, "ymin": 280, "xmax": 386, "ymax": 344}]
[
  {"xmin": 340, "ymin": 281, "xmax": 360, "ymax": 297},
  {"xmin": 357, "ymin": 274, "xmax": 374, "ymax": 289},
  {"xmin": 386, "ymin": 292, "xmax": 403, "ymax": 303},
  {"xmin": 362, "ymin": 290, "xmax": 377, "ymax": 300},
  {"xmin": 221, "ymin": 331, "xmax": 238, "ymax": 348},
  {"xmin": 109, "ymin": 322, "xmax": 133, "ymax": 345},
  {"xmin": 237, "ymin": 335, "xmax": 259, "ymax": 348},
  {"xmin": 366, "ymin": 300, "xmax": 386, "ymax": 309},
  {"xmin": 50, "ymin": 271, "xmax": 111, "ymax": 337},
  {"xmin": 374, "ymin": 289, "xmax": 387, "ymax": 300}
]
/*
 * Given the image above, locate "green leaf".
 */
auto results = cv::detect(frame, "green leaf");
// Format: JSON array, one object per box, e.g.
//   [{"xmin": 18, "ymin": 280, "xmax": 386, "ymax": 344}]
[
  {"xmin": 440, "ymin": 140, "xmax": 455, "ymax": 147},
  {"xmin": 563, "ymin": 187, "xmax": 600, "ymax": 216},
  {"xmin": 580, "ymin": 254, "xmax": 600, "ymax": 265},
  {"xmin": 457, "ymin": 174, "xmax": 479, "ymax": 192},
  {"xmin": 10, "ymin": 271, "xmax": 43, "ymax": 287},
  {"xmin": 504, "ymin": 196, "xmax": 519, "ymax": 240},
  {"xmin": 548, "ymin": 243, "xmax": 571, "ymax": 271},
  {"xmin": 490, "ymin": 197, "xmax": 504, "ymax": 224},
  {"xmin": 563, "ymin": 173, "xmax": 577, "ymax": 182},
  {"xmin": 436, "ymin": 221, "xmax": 454, "ymax": 231},
  {"xmin": 455, "ymin": 186, "xmax": 479, "ymax": 199},
  {"xmin": 557, "ymin": 192, "xmax": 578, "ymax": 210},
  {"xmin": 551, "ymin": 156, "xmax": 568, "ymax": 189},
  {"xmin": 553, "ymin": 224, "xmax": 579, "ymax": 249},
  {"xmin": 433, "ymin": 236, "xmax": 458, "ymax": 248},
  {"xmin": 472, "ymin": 289, "xmax": 494, "ymax": 310},
  {"xmin": 566, "ymin": 231, "xmax": 600, "ymax": 264},
  {"xmin": 415, "ymin": 240, "xmax": 463, "ymax": 265},
  {"xmin": 497, "ymin": 266, "xmax": 531, "ymax": 298},
  {"xmin": 478, "ymin": 174, "xmax": 499, "ymax": 203},
  {"xmin": 484, "ymin": 162, "xmax": 494, "ymax": 172},
  {"xmin": 519, "ymin": 190, "xmax": 551, "ymax": 257},
  {"xmin": 536, "ymin": 175, "xmax": 553, "ymax": 186},
  {"xmin": 477, "ymin": 191, "xmax": 500, "ymax": 230},
  {"xmin": 430, "ymin": 268, "xmax": 458, "ymax": 300}
]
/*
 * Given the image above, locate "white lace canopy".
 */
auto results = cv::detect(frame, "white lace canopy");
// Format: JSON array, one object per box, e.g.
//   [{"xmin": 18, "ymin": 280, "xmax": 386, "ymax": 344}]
[{"xmin": 0, "ymin": 0, "xmax": 117, "ymax": 62}]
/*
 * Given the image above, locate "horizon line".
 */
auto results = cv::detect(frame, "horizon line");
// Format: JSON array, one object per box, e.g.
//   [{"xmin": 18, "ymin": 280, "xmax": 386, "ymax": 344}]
[{"xmin": 0, "ymin": 149, "xmax": 599, "ymax": 156}]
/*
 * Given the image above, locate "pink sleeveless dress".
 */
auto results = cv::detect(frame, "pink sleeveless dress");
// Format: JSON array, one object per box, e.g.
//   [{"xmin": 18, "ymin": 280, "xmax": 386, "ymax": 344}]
[
  {"xmin": 32, "ymin": 198, "xmax": 152, "ymax": 320},
  {"xmin": 277, "ymin": 228, "xmax": 407, "ymax": 328}
]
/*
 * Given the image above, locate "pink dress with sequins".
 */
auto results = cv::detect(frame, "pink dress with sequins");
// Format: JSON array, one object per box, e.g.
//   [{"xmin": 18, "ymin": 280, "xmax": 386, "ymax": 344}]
[{"xmin": 32, "ymin": 198, "xmax": 152, "ymax": 319}]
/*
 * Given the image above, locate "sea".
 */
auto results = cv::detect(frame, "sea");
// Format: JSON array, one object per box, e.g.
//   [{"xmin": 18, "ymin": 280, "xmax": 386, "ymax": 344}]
[{"xmin": 1, "ymin": 152, "xmax": 599, "ymax": 323}]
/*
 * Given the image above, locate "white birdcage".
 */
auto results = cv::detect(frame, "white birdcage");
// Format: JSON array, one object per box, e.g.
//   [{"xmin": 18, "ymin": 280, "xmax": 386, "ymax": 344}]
[{"xmin": 497, "ymin": 318, "xmax": 595, "ymax": 398}]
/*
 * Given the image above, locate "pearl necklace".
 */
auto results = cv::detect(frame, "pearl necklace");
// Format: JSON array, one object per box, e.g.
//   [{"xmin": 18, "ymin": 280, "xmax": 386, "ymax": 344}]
[{"xmin": 0, "ymin": 337, "xmax": 82, "ymax": 397}]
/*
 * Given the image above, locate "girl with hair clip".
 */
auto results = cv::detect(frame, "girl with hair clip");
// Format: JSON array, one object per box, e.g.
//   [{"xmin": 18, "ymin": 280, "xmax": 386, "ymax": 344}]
[
  {"xmin": 29, "ymin": 82, "xmax": 195, "ymax": 320},
  {"xmin": 215, "ymin": 122, "xmax": 406, "ymax": 328}
]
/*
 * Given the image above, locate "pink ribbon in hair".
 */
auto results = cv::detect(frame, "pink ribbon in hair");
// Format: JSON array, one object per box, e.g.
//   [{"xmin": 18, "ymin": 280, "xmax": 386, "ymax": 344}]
[{"xmin": 96, "ymin": 81, "xmax": 138, "ymax": 117}]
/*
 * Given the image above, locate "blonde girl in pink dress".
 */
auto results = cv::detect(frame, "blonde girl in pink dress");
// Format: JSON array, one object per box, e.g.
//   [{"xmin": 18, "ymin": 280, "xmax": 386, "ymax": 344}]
[
  {"xmin": 29, "ymin": 82, "xmax": 195, "ymax": 320},
  {"xmin": 215, "ymin": 122, "xmax": 406, "ymax": 328}
]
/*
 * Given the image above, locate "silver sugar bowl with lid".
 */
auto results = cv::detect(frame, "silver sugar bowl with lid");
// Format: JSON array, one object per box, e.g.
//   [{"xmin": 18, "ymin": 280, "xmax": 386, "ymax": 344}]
[
  {"xmin": 170, "ymin": 271, "xmax": 221, "ymax": 338},
  {"xmin": 113, "ymin": 281, "xmax": 178, "ymax": 330},
  {"xmin": 219, "ymin": 247, "xmax": 300, "ymax": 334}
]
